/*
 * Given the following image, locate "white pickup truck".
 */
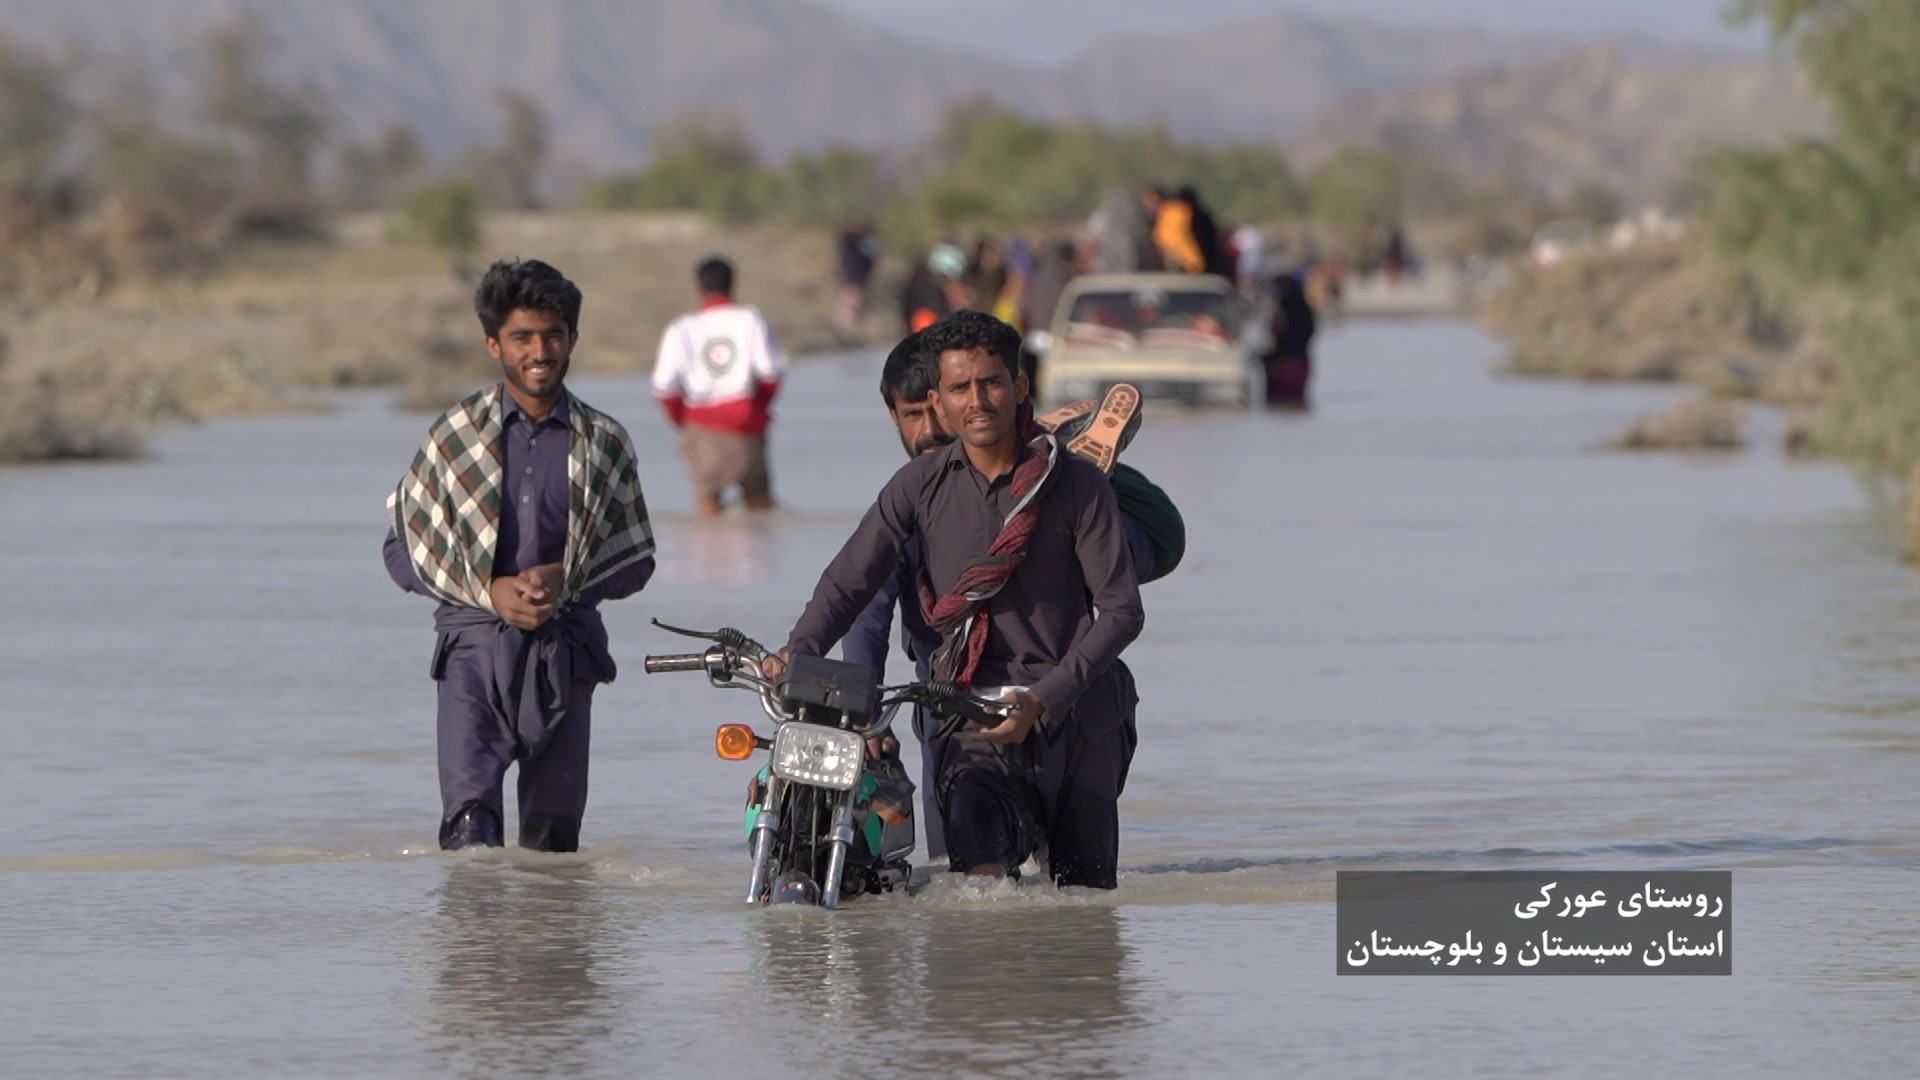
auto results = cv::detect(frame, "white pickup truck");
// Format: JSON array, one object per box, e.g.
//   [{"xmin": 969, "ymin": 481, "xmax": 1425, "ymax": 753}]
[{"xmin": 1029, "ymin": 272, "xmax": 1254, "ymax": 409}]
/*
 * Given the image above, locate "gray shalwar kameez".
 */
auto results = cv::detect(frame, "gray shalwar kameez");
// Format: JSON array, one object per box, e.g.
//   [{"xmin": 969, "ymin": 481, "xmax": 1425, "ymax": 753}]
[
  {"xmin": 843, "ymin": 517, "xmax": 1157, "ymax": 865},
  {"xmin": 788, "ymin": 437, "xmax": 1145, "ymax": 887}
]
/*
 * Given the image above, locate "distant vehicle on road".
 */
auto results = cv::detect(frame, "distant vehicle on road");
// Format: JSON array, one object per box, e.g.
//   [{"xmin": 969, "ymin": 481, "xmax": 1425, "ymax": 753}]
[{"xmin": 1028, "ymin": 273, "xmax": 1253, "ymax": 409}]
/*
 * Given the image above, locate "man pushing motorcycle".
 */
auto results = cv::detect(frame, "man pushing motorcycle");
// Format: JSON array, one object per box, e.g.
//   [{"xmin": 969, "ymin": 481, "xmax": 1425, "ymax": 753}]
[
  {"xmin": 838, "ymin": 327, "xmax": 1182, "ymax": 869},
  {"xmin": 763, "ymin": 311, "xmax": 1146, "ymax": 888}
]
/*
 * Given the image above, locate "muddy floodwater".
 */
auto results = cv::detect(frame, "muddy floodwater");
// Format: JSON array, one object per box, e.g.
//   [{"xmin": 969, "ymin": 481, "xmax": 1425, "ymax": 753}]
[{"xmin": 4, "ymin": 320, "xmax": 1918, "ymax": 1076}]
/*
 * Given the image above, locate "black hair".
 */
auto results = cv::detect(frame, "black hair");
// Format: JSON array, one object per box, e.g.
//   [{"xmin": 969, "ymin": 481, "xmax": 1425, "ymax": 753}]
[
  {"xmin": 880, "ymin": 330, "xmax": 938, "ymax": 409},
  {"xmin": 917, "ymin": 309, "xmax": 1023, "ymax": 382},
  {"xmin": 697, "ymin": 256, "xmax": 734, "ymax": 296},
  {"xmin": 474, "ymin": 259, "xmax": 583, "ymax": 340}
]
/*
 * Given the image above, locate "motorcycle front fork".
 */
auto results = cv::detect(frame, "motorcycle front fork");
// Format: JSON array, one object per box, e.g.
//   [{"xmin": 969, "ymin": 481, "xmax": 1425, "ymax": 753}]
[
  {"xmin": 746, "ymin": 777, "xmax": 785, "ymax": 904},
  {"xmin": 819, "ymin": 792, "xmax": 857, "ymax": 909},
  {"xmin": 746, "ymin": 779, "xmax": 857, "ymax": 909}
]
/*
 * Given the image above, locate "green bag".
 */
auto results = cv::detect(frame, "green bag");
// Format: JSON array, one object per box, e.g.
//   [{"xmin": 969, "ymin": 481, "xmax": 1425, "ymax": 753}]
[{"xmin": 1111, "ymin": 463, "xmax": 1185, "ymax": 583}]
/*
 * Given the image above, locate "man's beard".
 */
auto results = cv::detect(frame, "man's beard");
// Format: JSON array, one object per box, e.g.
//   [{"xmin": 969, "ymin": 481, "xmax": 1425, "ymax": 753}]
[
  {"xmin": 503, "ymin": 354, "xmax": 568, "ymax": 399},
  {"xmin": 909, "ymin": 431, "xmax": 955, "ymax": 458}
]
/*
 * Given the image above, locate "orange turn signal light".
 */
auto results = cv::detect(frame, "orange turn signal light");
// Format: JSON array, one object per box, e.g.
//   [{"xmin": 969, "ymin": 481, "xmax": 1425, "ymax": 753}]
[{"xmin": 715, "ymin": 724, "xmax": 759, "ymax": 761}]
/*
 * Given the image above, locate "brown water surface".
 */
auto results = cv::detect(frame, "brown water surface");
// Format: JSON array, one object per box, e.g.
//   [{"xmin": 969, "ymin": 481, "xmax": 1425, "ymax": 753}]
[{"xmin": 3, "ymin": 320, "xmax": 1916, "ymax": 1076}]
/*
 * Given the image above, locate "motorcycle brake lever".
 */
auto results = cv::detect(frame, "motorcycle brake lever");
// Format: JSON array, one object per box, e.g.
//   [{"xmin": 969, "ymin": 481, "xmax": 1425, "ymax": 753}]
[{"xmin": 651, "ymin": 618, "xmax": 766, "ymax": 656}]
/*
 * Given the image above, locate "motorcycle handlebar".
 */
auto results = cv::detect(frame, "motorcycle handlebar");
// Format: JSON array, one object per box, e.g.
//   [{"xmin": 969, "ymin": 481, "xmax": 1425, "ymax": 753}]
[
  {"xmin": 885, "ymin": 682, "xmax": 1009, "ymax": 726},
  {"xmin": 644, "ymin": 652, "xmax": 710, "ymax": 674},
  {"xmin": 935, "ymin": 693, "xmax": 998, "ymax": 725}
]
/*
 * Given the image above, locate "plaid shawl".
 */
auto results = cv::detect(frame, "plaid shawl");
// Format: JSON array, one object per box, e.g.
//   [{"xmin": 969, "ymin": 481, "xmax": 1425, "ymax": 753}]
[
  {"xmin": 387, "ymin": 383, "xmax": 655, "ymax": 613},
  {"xmin": 916, "ymin": 429, "xmax": 1062, "ymax": 689}
]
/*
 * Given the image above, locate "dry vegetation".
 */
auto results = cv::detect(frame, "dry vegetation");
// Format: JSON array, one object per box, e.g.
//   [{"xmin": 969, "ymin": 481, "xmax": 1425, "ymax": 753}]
[
  {"xmin": 1474, "ymin": 237, "xmax": 1842, "ymax": 455},
  {"xmin": 1478, "ymin": 240, "xmax": 1795, "ymax": 386},
  {"xmin": 0, "ymin": 211, "xmax": 893, "ymax": 462},
  {"xmin": 0, "ymin": 16, "xmax": 896, "ymax": 462},
  {"xmin": 1611, "ymin": 395, "xmax": 1747, "ymax": 451}
]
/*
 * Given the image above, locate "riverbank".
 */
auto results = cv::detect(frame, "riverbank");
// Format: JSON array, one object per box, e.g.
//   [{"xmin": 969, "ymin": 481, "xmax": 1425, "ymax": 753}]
[
  {"xmin": 1466, "ymin": 237, "xmax": 1920, "ymax": 559},
  {"xmin": 1472, "ymin": 237, "xmax": 1843, "ymax": 447},
  {"xmin": 0, "ymin": 211, "xmax": 897, "ymax": 463},
  {"xmin": 1, "ymin": 203, "xmax": 1524, "ymax": 464}
]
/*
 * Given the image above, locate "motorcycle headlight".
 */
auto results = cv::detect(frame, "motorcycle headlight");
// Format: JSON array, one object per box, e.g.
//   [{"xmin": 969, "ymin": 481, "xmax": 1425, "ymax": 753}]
[{"xmin": 770, "ymin": 724, "xmax": 865, "ymax": 791}]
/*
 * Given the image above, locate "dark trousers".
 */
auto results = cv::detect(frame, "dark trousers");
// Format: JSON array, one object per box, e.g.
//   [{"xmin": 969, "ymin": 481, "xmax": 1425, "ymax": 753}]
[
  {"xmin": 939, "ymin": 694, "xmax": 1138, "ymax": 889},
  {"xmin": 436, "ymin": 642, "xmax": 595, "ymax": 852},
  {"xmin": 913, "ymin": 704, "xmax": 950, "ymax": 862},
  {"xmin": 1035, "ymin": 717, "xmax": 1135, "ymax": 889}
]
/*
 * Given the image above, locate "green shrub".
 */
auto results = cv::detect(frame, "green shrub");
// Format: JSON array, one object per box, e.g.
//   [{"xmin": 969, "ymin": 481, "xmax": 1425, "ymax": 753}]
[
  {"xmin": 1695, "ymin": 1, "xmax": 1920, "ymax": 474},
  {"xmin": 405, "ymin": 180, "xmax": 480, "ymax": 253}
]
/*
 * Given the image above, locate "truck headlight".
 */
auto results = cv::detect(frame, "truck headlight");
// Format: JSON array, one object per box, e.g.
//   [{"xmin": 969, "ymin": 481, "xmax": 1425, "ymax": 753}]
[{"xmin": 770, "ymin": 724, "xmax": 864, "ymax": 791}]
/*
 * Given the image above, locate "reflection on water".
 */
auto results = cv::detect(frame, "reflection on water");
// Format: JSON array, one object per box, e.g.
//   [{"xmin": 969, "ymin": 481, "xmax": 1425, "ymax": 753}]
[
  {"xmin": 421, "ymin": 862, "xmax": 616, "ymax": 1076},
  {"xmin": 918, "ymin": 906, "xmax": 1138, "ymax": 1074},
  {"xmin": 741, "ymin": 899, "xmax": 1139, "ymax": 1077},
  {"xmin": 745, "ymin": 911, "xmax": 932, "ymax": 1033}
]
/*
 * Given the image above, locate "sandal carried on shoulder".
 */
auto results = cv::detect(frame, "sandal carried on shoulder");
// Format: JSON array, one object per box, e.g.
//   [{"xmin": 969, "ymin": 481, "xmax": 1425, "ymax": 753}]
[
  {"xmin": 1059, "ymin": 383, "xmax": 1141, "ymax": 475},
  {"xmin": 1035, "ymin": 398, "xmax": 1097, "ymax": 433}
]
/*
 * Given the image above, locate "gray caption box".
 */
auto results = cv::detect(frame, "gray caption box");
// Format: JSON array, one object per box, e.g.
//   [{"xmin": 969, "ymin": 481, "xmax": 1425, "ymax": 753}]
[{"xmin": 1336, "ymin": 871, "xmax": 1731, "ymax": 975}]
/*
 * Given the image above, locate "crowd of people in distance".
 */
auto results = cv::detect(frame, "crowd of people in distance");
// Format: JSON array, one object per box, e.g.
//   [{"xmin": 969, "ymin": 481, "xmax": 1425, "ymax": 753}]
[{"xmin": 838, "ymin": 183, "xmax": 1350, "ymax": 411}]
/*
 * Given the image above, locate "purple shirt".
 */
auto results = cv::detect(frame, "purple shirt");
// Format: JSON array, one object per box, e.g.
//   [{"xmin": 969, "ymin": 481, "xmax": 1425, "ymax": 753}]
[{"xmin": 494, "ymin": 392, "xmax": 571, "ymax": 577}]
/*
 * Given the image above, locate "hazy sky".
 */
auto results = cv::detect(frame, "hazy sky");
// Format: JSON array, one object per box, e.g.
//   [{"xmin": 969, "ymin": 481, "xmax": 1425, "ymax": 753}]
[{"xmin": 818, "ymin": 0, "xmax": 1766, "ymax": 64}]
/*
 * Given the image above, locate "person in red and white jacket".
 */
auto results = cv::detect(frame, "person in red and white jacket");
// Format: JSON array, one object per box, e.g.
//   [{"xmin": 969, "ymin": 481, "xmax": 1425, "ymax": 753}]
[{"xmin": 652, "ymin": 256, "xmax": 788, "ymax": 517}]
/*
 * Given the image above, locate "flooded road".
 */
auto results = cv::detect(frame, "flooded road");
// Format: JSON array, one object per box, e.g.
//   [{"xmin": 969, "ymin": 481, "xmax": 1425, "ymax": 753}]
[{"xmin": 4, "ymin": 319, "xmax": 1918, "ymax": 1076}]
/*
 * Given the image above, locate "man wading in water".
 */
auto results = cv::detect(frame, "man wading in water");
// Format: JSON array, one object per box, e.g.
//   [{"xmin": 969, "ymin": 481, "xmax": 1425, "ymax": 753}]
[
  {"xmin": 840, "ymin": 328, "xmax": 1181, "ymax": 867},
  {"xmin": 765, "ymin": 311, "xmax": 1146, "ymax": 888},
  {"xmin": 651, "ymin": 256, "xmax": 787, "ymax": 518},
  {"xmin": 384, "ymin": 259, "xmax": 657, "ymax": 851}
]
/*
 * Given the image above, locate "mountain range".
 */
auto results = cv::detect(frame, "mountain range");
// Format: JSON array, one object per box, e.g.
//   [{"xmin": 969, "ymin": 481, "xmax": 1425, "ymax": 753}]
[
  {"xmin": 0, "ymin": 0, "xmax": 1819, "ymax": 199},
  {"xmin": 1293, "ymin": 43, "xmax": 1819, "ymax": 202}
]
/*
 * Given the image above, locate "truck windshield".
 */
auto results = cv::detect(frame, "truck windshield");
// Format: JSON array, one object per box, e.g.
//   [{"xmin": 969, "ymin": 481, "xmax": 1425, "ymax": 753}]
[{"xmin": 1064, "ymin": 287, "xmax": 1234, "ymax": 344}]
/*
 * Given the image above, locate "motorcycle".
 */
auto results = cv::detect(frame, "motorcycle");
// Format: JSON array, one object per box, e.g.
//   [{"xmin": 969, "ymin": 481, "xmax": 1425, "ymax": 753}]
[{"xmin": 643, "ymin": 619, "xmax": 1006, "ymax": 909}]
